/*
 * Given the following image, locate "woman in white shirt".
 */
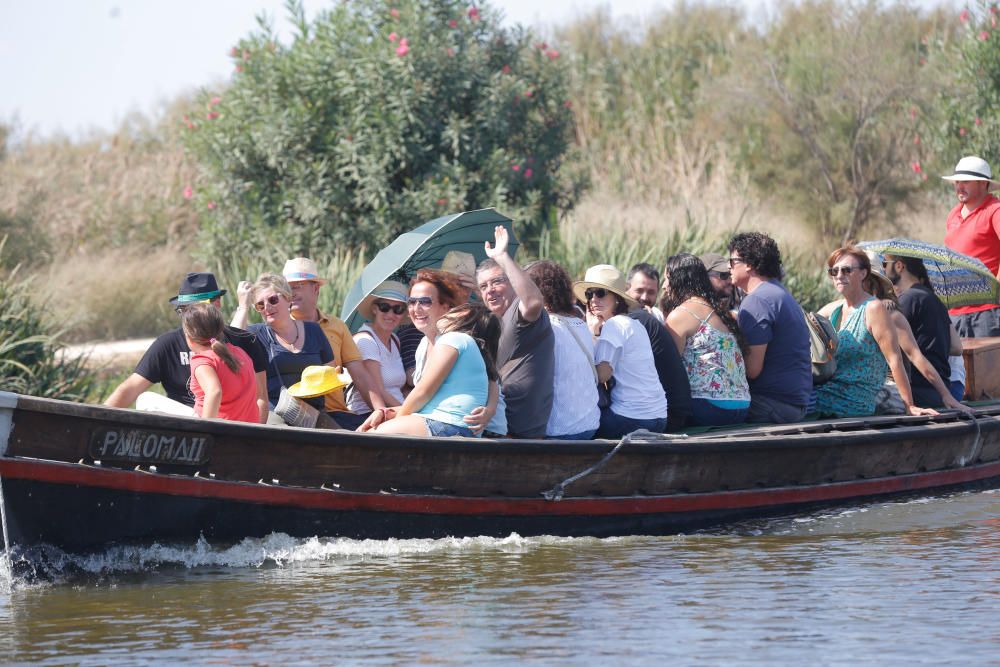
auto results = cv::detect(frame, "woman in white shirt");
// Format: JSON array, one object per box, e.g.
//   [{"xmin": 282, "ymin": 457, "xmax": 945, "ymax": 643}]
[
  {"xmin": 573, "ymin": 265, "xmax": 668, "ymax": 439},
  {"xmin": 527, "ymin": 260, "xmax": 600, "ymax": 439},
  {"xmin": 348, "ymin": 280, "xmax": 409, "ymax": 417}
]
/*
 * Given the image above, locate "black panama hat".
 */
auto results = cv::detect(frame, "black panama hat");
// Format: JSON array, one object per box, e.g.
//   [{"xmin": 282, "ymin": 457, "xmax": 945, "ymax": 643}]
[{"xmin": 168, "ymin": 272, "xmax": 227, "ymax": 306}]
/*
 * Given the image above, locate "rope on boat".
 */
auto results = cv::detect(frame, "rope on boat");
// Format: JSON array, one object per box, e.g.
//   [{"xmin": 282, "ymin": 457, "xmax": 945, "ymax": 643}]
[
  {"xmin": 542, "ymin": 429, "xmax": 672, "ymax": 501},
  {"xmin": 960, "ymin": 410, "xmax": 983, "ymax": 467}
]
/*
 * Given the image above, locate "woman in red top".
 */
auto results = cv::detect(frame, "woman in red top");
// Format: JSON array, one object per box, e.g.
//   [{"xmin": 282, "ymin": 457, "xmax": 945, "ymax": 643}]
[{"xmin": 182, "ymin": 304, "xmax": 262, "ymax": 423}]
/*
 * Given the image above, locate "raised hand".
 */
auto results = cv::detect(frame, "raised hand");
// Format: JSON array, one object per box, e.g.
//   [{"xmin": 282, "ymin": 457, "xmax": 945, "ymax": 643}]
[{"xmin": 484, "ymin": 225, "xmax": 509, "ymax": 259}]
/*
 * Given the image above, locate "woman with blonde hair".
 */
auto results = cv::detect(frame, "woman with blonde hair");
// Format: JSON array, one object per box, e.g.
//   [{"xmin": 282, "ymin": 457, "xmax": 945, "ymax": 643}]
[
  {"xmin": 245, "ymin": 273, "xmax": 335, "ymax": 410},
  {"xmin": 182, "ymin": 303, "xmax": 263, "ymax": 423}
]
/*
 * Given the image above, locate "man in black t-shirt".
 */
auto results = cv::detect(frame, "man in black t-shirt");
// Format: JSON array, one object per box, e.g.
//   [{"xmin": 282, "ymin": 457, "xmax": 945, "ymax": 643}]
[
  {"xmin": 104, "ymin": 273, "xmax": 268, "ymax": 418},
  {"xmin": 628, "ymin": 309, "xmax": 691, "ymax": 431},
  {"xmin": 884, "ymin": 256, "xmax": 952, "ymax": 408}
]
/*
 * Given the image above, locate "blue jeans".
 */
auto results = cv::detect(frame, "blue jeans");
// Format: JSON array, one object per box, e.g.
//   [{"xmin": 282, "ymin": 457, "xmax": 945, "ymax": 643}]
[
  {"xmin": 596, "ymin": 408, "xmax": 666, "ymax": 439},
  {"xmin": 689, "ymin": 398, "xmax": 748, "ymax": 426},
  {"xmin": 950, "ymin": 381, "xmax": 966, "ymax": 402},
  {"xmin": 548, "ymin": 429, "xmax": 598, "ymax": 441},
  {"xmin": 424, "ymin": 418, "xmax": 476, "ymax": 438}
]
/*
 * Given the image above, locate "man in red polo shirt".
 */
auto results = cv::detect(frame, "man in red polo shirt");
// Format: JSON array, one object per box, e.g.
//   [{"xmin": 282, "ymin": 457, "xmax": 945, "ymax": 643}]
[{"xmin": 943, "ymin": 155, "xmax": 1000, "ymax": 337}]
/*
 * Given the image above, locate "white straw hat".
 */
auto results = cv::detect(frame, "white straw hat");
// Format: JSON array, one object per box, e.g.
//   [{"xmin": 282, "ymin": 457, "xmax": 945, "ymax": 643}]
[
  {"xmin": 941, "ymin": 156, "xmax": 999, "ymax": 185},
  {"xmin": 572, "ymin": 264, "xmax": 639, "ymax": 309},
  {"xmin": 282, "ymin": 257, "xmax": 328, "ymax": 285}
]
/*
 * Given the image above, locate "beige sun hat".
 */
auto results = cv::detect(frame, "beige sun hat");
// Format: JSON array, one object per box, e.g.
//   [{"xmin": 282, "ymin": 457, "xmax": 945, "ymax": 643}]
[
  {"xmin": 358, "ymin": 280, "xmax": 410, "ymax": 324},
  {"xmin": 282, "ymin": 257, "xmax": 328, "ymax": 285},
  {"xmin": 441, "ymin": 250, "xmax": 477, "ymax": 282},
  {"xmin": 941, "ymin": 156, "xmax": 999, "ymax": 186},
  {"xmin": 287, "ymin": 365, "xmax": 349, "ymax": 398},
  {"xmin": 572, "ymin": 264, "xmax": 639, "ymax": 309}
]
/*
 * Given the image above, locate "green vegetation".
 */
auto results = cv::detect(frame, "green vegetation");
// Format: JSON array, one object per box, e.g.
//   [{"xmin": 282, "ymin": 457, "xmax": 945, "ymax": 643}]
[
  {"xmin": 0, "ymin": 0, "xmax": 990, "ymax": 373},
  {"xmin": 183, "ymin": 0, "xmax": 584, "ymax": 260}
]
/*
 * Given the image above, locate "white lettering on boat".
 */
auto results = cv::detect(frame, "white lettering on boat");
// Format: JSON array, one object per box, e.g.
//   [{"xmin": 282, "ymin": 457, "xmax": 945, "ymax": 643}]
[{"xmin": 90, "ymin": 428, "xmax": 211, "ymax": 466}]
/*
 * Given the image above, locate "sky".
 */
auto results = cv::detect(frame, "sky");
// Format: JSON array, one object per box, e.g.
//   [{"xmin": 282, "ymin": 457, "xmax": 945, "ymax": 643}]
[{"xmin": 3, "ymin": 0, "xmax": 750, "ymax": 139}]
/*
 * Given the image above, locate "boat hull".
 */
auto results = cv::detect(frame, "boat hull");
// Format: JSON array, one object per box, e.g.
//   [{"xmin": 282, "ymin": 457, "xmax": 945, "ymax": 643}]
[{"xmin": 2, "ymin": 392, "xmax": 1000, "ymax": 553}]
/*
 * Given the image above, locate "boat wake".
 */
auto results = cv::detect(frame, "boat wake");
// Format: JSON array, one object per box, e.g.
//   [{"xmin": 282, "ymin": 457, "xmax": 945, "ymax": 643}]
[{"xmin": 2, "ymin": 531, "xmax": 589, "ymax": 586}]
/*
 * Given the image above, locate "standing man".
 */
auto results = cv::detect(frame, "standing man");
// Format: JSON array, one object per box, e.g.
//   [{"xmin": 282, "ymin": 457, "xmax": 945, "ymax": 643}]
[
  {"xmin": 105, "ymin": 272, "xmax": 269, "ymax": 422},
  {"xmin": 942, "ymin": 156, "xmax": 1000, "ymax": 337},
  {"xmin": 477, "ymin": 226, "xmax": 554, "ymax": 438},
  {"xmin": 699, "ymin": 252, "xmax": 737, "ymax": 311},
  {"xmin": 727, "ymin": 232, "xmax": 812, "ymax": 423},
  {"xmin": 233, "ymin": 258, "xmax": 382, "ymax": 430},
  {"xmin": 883, "ymin": 255, "xmax": 956, "ymax": 408},
  {"xmin": 626, "ymin": 263, "xmax": 664, "ymax": 323}
]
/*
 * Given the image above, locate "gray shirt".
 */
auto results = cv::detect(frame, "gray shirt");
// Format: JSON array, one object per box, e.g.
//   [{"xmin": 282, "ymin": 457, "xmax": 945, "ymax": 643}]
[{"xmin": 497, "ymin": 299, "xmax": 555, "ymax": 438}]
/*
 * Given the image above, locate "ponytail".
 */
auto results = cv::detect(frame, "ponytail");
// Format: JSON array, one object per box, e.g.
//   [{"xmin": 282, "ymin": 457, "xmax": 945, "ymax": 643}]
[{"xmin": 182, "ymin": 303, "xmax": 243, "ymax": 374}]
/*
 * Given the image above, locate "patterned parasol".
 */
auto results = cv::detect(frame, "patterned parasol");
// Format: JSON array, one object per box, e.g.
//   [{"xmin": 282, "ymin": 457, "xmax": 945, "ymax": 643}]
[{"xmin": 857, "ymin": 237, "xmax": 1000, "ymax": 309}]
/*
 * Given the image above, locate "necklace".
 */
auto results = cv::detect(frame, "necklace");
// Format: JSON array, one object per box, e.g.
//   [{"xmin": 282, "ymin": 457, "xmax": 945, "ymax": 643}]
[{"xmin": 275, "ymin": 321, "xmax": 300, "ymax": 347}]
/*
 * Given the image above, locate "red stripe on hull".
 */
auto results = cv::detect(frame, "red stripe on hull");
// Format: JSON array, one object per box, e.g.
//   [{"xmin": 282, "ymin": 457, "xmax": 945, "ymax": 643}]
[{"xmin": 3, "ymin": 457, "xmax": 1000, "ymax": 516}]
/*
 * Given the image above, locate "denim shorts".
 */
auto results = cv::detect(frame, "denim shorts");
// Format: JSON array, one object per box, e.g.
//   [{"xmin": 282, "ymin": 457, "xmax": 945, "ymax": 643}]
[{"xmin": 424, "ymin": 418, "xmax": 476, "ymax": 438}]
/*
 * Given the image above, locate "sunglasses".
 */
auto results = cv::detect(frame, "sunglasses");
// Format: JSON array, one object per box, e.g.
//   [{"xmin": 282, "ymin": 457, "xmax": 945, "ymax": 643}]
[
  {"xmin": 709, "ymin": 271, "xmax": 732, "ymax": 281},
  {"xmin": 374, "ymin": 301, "xmax": 407, "ymax": 315},
  {"xmin": 408, "ymin": 296, "xmax": 434, "ymax": 307},
  {"xmin": 254, "ymin": 294, "xmax": 282, "ymax": 311},
  {"xmin": 728, "ymin": 257, "xmax": 746, "ymax": 267},
  {"xmin": 827, "ymin": 266, "xmax": 861, "ymax": 277},
  {"xmin": 585, "ymin": 288, "xmax": 608, "ymax": 301}
]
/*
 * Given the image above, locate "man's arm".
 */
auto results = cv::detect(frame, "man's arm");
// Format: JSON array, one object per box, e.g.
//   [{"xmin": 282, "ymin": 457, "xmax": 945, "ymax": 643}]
[
  {"xmin": 104, "ymin": 374, "xmax": 153, "ymax": 408},
  {"xmin": 484, "ymin": 225, "xmax": 544, "ymax": 321},
  {"xmin": 744, "ymin": 344, "xmax": 767, "ymax": 380}
]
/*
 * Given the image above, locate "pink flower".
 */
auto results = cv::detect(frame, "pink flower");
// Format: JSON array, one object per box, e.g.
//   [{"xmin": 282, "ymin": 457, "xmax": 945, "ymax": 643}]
[
  {"xmin": 546, "ymin": 49, "xmax": 559, "ymax": 60},
  {"xmin": 449, "ymin": 19, "xmax": 458, "ymax": 28},
  {"xmin": 235, "ymin": 65, "xmax": 244, "ymax": 73},
  {"xmin": 911, "ymin": 161, "xmax": 922, "ymax": 173},
  {"xmin": 980, "ymin": 30, "xmax": 990, "ymax": 40},
  {"xmin": 960, "ymin": 127, "xmax": 967, "ymax": 136},
  {"xmin": 436, "ymin": 198, "xmax": 448, "ymax": 206},
  {"xmin": 976, "ymin": 117, "xmax": 983, "ymax": 126},
  {"xmin": 389, "ymin": 32, "xmax": 398, "ymax": 42},
  {"xmin": 229, "ymin": 46, "xmax": 239, "ymax": 57},
  {"xmin": 960, "ymin": 10, "xmax": 970, "ymax": 22},
  {"xmin": 501, "ymin": 64, "xmax": 511, "ymax": 74},
  {"xmin": 468, "ymin": 6, "xmax": 480, "ymax": 21},
  {"xmin": 390, "ymin": 8, "xmax": 399, "ymax": 18},
  {"xmin": 206, "ymin": 111, "xmax": 220, "ymax": 120},
  {"xmin": 396, "ymin": 38, "xmax": 409, "ymax": 56},
  {"xmin": 207, "ymin": 201, "xmax": 216, "ymax": 210},
  {"xmin": 209, "ymin": 96, "xmax": 221, "ymax": 107},
  {"xmin": 909, "ymin": 106, "xmax": 918, "ymax": 119},
  {"xmin": 564, "ymin": 100, "xmax": 572, "ymax": 109},
  {"xmin": 183, "ymin": 185, "xmax": 193, "ymax": 200},
  {"xmin": 512, "ymin": 164, "xmax": 520, "ymax": 171},
  {"xmin": 913, "ymin": 135, "xmax": 920, "ymax": 145},
  {"xmin": 446, "ymin": 47, "xmax": 455, "ymax": 56},
  {"xmin": 524, "ymin": 168, "xmax": 533, "ymax": 178},
  {"xmin": 524, "ymin": 90, "xmax": 533, "ymax": 98},
  {"xmin": 993, "ymin": 16, "xmax": 997, "ymax": 27}
]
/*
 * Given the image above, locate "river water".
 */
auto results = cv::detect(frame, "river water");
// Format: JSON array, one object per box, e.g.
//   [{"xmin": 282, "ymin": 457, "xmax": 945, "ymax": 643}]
[{"xmin": 1, "ymin": 489, "xmax": 998, "ymax": 665}]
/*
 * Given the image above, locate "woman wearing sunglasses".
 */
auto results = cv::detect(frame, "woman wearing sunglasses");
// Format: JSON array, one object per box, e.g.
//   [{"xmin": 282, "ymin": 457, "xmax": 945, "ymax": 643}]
[
  {"xmin": 573, "ymin": 265, "xmax": 668, "ymax": 438},
  {"xmin": 361, "ymin": 270, "xmax": 499, "ymax": 437},
  {"xmin": 813, "ymin": 247, "xmax": 938, "ymax": 418},
  {"xmin": 346, "ymin": 281, "xmax": 410, "ymax": 419},
  {"xmin": 246, "ymin": 273, "xmax": 335, "ymax": 411}
]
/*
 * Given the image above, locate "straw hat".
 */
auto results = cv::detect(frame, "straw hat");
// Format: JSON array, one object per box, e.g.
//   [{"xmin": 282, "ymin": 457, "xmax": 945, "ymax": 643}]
[
  {"xmin": 941, "ymin": 156, "xmax": 999, "ymax": 186},
  {"xmin": 441, "ymin": 250, "xmax": 477, "ymax": 282},
  {"xmin": 282, "ymin": 257, "xmax": 328, "ymax": 285},
  {"xmin": 358, "ymin": 280, "xmax": 410, "ymax": 324},
  {"xmin": 572, "ymin": 264, "xmax": 639, "ymax": 309},
  {"xmin": 861, "ymin": 250, "xmax": 896, "ymax": 299},
  {"xmin": 287, "ymin": 365, "xmax": 349, "ymax": 398}
]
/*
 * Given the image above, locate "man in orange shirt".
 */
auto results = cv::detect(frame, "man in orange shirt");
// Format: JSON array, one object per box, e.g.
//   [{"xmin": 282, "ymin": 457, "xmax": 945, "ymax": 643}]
[{"xmin": 942, "ymin": 156, "xmax": 1000, "ymax": 337}]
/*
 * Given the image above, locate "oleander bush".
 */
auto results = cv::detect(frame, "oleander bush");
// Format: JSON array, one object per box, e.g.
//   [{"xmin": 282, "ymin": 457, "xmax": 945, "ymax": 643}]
[{"xmin": 183, "ymin": 0, "xmax": 586, "ymax": 260}]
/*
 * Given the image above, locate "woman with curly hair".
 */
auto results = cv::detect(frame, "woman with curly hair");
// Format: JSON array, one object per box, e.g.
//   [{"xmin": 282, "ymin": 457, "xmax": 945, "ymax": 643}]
[
  {"xmin": 663, "ymin": 253, "xmax": 751, "ymax": 426},
  {"xmin": 527, "ymin": 260, "xmax": 600, "ymax": 439}
]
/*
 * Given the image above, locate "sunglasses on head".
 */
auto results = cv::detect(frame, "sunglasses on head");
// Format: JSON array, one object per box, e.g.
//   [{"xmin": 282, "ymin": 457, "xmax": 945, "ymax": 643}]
[
  {"xmin": 374, "ymin": 301, "xmax": 407, "ymax": 315},
  {"xmin": 827, "ymin": 266, "xmax": 860, "ymax": 277},
  {"xmin": 254, "ymin": 294, "xmax": 282, "ymax": 311},
  {"xmin": 585, "ymin": 288, "xmax": 608, "ymax": 301},
  {"xmin": 408, "ymin": 296, "xmax": 433, "ymax": 307}
]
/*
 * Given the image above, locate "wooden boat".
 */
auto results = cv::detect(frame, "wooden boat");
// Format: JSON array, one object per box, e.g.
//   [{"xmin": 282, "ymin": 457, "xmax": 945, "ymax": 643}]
[{"xmin": 2, "ymin": 390, "xmax": 1000, "ymax": 555}]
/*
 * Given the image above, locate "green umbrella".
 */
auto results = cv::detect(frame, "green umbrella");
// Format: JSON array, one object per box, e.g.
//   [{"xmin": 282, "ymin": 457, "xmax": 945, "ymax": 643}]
[{"xmin": 340, "ymin": 208, "xmax": 519, "ymax": 332}]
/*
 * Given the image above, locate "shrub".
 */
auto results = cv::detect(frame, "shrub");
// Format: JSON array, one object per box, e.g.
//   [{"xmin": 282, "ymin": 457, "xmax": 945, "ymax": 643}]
[
  {"xmin": 183, "ymin": 0, "xmax": 586, "ymax": 260},
  {"xmin": 0, "ymin": 240, "xmax": 96, "ymax": 401}
]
